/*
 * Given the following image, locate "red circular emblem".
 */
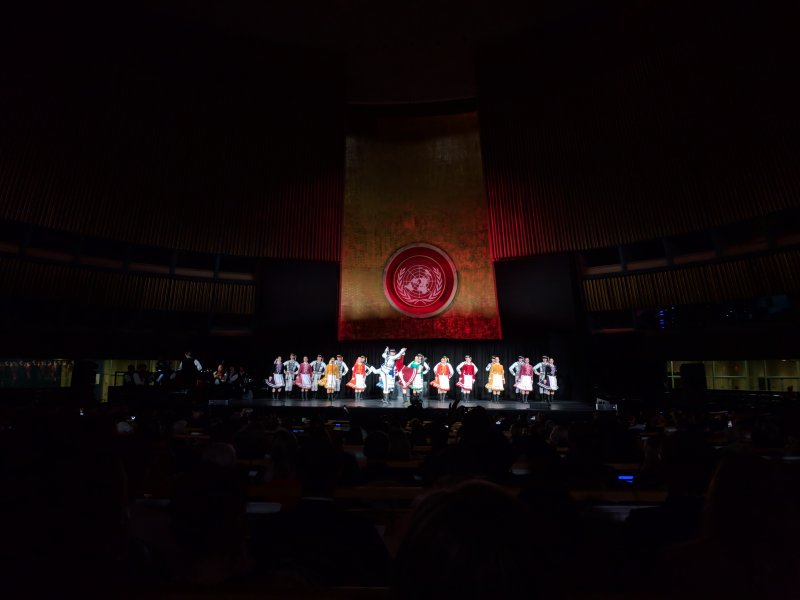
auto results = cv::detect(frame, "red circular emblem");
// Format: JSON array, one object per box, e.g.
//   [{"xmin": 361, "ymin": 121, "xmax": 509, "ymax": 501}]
[{"xmin": 383, "ymin": 243, "xmax": 458, "ymax": 318}]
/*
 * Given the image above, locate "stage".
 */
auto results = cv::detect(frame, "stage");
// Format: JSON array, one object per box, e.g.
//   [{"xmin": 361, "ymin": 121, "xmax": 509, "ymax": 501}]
[{"xmin": 207, "ymin": 394, "xmax": 595, "ymax": 419}]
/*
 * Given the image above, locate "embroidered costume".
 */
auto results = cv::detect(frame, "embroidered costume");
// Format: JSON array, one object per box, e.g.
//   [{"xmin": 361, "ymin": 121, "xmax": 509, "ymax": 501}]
[
  {"xmin": 334, "ymin": 356, "xmax": 348, "ymax": 395},
  {"xmin": 377, "ymin": 347, "xmax": 406, "ymax": 403},
  {"xmin": 538, "ymin": 362, "xmax": 558, "ymax": 393},
  {"xmin": 347, "ymin": 359, "xmax": 367, "ymax": 391},
  {"xmin": 486, "ymin": 362, "xmax": 505, "ymax": 392},
  {"xmin": 533, "ymin": 357, "xmax": 548, "ymax": 402},
  {"xmin": 509, "ymin": 356, "xmax": 523, "ymax": 399},
  {"xmin": 324, "ymin": 360, "xmax": 338, "ymax": 402},
  {"xmin": 456, "ymin": 360, "xmax": 477, "ymax": 394},
  {"xmin": 284, "ymin": 357, "xmax": 299, "ymax": 393},
  {"xmin": 407, "ymin": 358, "xmax": 425, "ymax": 394},
  {"xmin": 430, "ymin": 360, "xmax": 454, "ymax": 392},
  {"xmin": 295, "ymin": 359, "xmax": 313, "ymax": 400},
  {"xmin": 266, "ymin": 358, "xmax": 285, "ymax": 400},
  {"xmin": 310, "ymin": 356, "xmax": 326, "ymax": 395},
  {"xmin": 515, "ymin": 362, "xmax": 534, "ymax": 392}
]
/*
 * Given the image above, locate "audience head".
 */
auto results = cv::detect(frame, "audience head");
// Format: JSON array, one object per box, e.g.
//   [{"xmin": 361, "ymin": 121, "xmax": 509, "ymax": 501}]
[
  {"xmin": 363, "ymin": 430, "xmax": 390, "ymax": 462},
  {"xmin": 458, "ymin": 406, "xmax": 494, "ymax": 444},
  {"xmin": 297, "ymin": 437, "xmax": 339, "ymax": 497},
  {"xmin": 202, "ymin": 443, "xmax": 238, "ymax": 468},
  {"xmin": 393, "ymin": 481, "xmax": 548, "ymax": 600}
]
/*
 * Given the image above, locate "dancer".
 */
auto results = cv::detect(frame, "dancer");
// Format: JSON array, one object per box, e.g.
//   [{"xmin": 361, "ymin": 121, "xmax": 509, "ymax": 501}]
[
  {"xmin": 393, "ymin": 351, "xmax": 407, "ymax": 400},
  {"xmin": 346, "ymin": 355, "xmax": 368, "ymax": 401},
  {"xmin": 419, "ymin": 356, "xmax": 431, "ymax": 401},
  {"xmin": 296, "ymin": 356, "xmax": 313, "ymax": 400},
  {"xmin": 407, "ymin": 354, "xmax": 426, "ymax": 406},
  {"xmin": 397, "ymin": 362, "xmax": 413, "ymax": 405},
  {"xmin": 430, "ymin": 356, "xmax": 454, "ymax": 402},
  {"xmin": 270, "ymin": 356, "xmax": 285, "ymax": 401},
  {"xmin": 334, "ymin": 355, "xmax": 348, "ymax": 400},
  {"xmin": 455, "ymin": 355, "xmax": 478, "ymax": 402},
  {"xmin": 538, "ymin": 357, "xmax": 558, "ymax": 403},
  {"xmin": 549, "ymin": 357, "xmax": 558, "ymax": 399},
  {"xmin": 377, "ymin": 347, "xmax": 406, "ymax": 405},
  {"xmin": 484, "ymin": 359, "xmax": 495, "ymax": 401},
  {"xmin": 310, "ymin": 354, "xmax": 326, "ymax": 398},
  {"xmin": 323, "ymin": 357, "xmax": 339, "ymax": 404},
  {"xmin": 485, "ymin": 355, "xmax": 505, "ymax": 400},
  {"xmin": 284, "ymin": 353, "xmax": 299, "ymax": 398},
  {"xmin": 533, "ymin": 355, "xmax": 549, "ymax": 404},
  {"xmin": 509, "ymin": 355, "xmax": 524, "ymax": 402},
  {"xmin": 514, "ymin": 357, "xmax": 534, "ymax": 403}
]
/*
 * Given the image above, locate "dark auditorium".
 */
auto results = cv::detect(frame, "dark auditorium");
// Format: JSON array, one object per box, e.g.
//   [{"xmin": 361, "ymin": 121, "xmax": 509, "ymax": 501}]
[{"xmin": 1, "ymin": 1, "xmax": 799, "ymax": 598}]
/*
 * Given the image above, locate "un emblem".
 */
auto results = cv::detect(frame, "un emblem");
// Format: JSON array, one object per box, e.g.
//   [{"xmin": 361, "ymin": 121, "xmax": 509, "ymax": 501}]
[{"xmin": 383, "ymin": 243, "xmax": 458, "ymax": 318}]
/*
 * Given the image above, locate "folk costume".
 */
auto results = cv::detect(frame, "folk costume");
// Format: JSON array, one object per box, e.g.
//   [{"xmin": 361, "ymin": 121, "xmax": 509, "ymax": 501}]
[
  {"xmin": 515, "ymin": 360, "xmax": 534, "ymax": 402},
  {"xmin": 456, "ymin": 358, "xmax": 477, "ymax": 401},
  {"xmin": 377, "ymin": 347, "xmax": 406, "ymax": 404},
  {"xmin": 334, "ymin": 356, "xmax": 348, "ymax": 399},
  {"xmin": 430, "ymin": 358, "xmax": 455, "ymax": 399},
  {"xmin": 486, "ymin": 360, "xmax": 505, "ymax": 398},
  {"xmin": 408, "ymin": 359, "xmax": 425, "ymax": 396},
  {"xmin": 406, "ymin": 357, "xmax": 426, "ymax": 405},
  {"xmin": 533, "ymin": 358, "xmax": 548, "ymax": 403},
  {"xmin": 509, "ymin": 356, "xmax": 523, "ymax": 400},
  {"xmin": 296, "ymin": 359, "xmax": 313, "ymax": 400},
  {"xmin": 420, "ymin": 359, "xmax": 431, "ymax": 399},
  {"xmin": 310, "ymin": 356, "xmax": 326, "ymax": 397},
  {"xmin": 346, "ymin": 357, "xmax": 368, "ymax": 401},
  {"xmin": 396, "ymin": 363, "xmax": 416, "ymax": 405},
  {"xmin": 284, "ymin": 356, "xmax": 299, "ymax": 394},
  {"xmin": 324, "ymin": 360, "xmax": 339, "ymax": 403},
  {"xmin": 270, "ymin": 359, "xmax": 285, "ymax": 399},
  {"xmin": 538, "ymin": 361, "xmax": 558, "ymax": 401}
]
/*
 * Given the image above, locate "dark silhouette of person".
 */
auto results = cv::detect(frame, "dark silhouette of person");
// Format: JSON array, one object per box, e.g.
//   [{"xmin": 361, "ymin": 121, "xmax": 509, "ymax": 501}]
[
  {"xmin": 664, "ymin": 452, "xmax": 800, "ymax": 598},
  {"xmin": 393, "ymin": 481, "xmax": 554, "ymax": 600},
  {"xmin": 250, "ymin": 437, "xmax": 390, "ymax": 586}
]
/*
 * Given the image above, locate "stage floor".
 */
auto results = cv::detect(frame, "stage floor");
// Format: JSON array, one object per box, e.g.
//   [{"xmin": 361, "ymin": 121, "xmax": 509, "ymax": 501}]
[{"xmin": 209, "ymin": 394, "xmax": 591, "ymax": 414}]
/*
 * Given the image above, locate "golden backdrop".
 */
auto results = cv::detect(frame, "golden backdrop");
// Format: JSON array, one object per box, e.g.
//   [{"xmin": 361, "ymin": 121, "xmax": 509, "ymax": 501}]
[{"xmin": 339, "ymin": 112, "xmax": 501, "ymax": 340}]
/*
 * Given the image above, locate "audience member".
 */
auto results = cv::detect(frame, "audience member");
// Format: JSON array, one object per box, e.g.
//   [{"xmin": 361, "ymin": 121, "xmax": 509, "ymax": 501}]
[
  {"xmin": 3, "ymin": 376, "xmax": 800, "ymax": 597},
  {"xmin": 664, "ymin": 452, "xmax": 800, "ymax": 598},
  {"xmin": 250, "ymin": 437, "xmax": 391, "ymax": 586},
  {"xmin": 624, "ymin": 430, "xmax": 717, "ymax": 577},
  {"xmin": 169, "ymin": 443, "xmax": 251, "ymax": 583},
  {"xmin": 362, "ymin": 430, "xmax": 415, "ymax": 485},
  {"xmin": 393, "ymin": 481, "xmax": 553, "ymax": 600}
]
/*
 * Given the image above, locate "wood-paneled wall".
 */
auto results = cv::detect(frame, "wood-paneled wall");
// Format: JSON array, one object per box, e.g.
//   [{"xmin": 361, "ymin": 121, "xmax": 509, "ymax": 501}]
[
  {"xmin": 582, "ymin": 250, "xmax": 800, "ymax": 312},
  {"xmin": 479, "ymin": 12, "xmax": 800, "ymax": 259},
  {"xmin": 0, "ymin": 258, "xmax": 256, "ymax": 314},
  {"xmin": 0, "ymin": 30, "xmax": 344, "ymax": 261}
]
